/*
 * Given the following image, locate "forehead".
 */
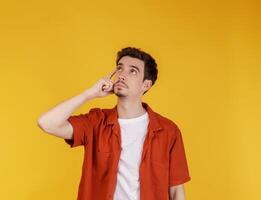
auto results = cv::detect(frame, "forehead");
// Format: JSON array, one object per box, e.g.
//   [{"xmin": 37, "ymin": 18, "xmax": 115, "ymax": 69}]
[{"xmin": 117, "ymin": 56, "xmax": 144, "ymax": 71}]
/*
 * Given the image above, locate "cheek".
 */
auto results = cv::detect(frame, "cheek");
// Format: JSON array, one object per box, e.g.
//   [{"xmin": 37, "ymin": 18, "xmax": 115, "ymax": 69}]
[{"xmin": 132, "ymin": 81, "xmax": 144, "ymax": 91}]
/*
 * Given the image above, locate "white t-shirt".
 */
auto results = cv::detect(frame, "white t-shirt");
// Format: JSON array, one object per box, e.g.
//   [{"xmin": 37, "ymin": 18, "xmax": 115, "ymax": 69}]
[{"xmin": 113, "ymin": 111, "xmax": 149, "ymax": 200}]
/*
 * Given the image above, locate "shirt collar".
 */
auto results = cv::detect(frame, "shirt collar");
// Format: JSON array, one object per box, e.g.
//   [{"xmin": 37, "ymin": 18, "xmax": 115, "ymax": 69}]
[{"xmin": 106, "ymin": 102, "xmax": 163, "ymax": 133}]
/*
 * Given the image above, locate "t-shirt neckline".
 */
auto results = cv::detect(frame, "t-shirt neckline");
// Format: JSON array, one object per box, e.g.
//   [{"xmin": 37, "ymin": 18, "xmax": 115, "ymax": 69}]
[{"xmin": 118, "ymin": 111, "xmax": 148, "ymax": 124}]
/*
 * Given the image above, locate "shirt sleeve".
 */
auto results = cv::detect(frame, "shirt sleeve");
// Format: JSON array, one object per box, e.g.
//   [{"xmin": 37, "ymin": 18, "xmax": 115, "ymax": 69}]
[
  {"xmin": 169, "ymin": 125, "xmax": 191, "ymax": 187},
  {"xmin": 64, "ymin": 108, "xmax": 97, "ymax": 148}
]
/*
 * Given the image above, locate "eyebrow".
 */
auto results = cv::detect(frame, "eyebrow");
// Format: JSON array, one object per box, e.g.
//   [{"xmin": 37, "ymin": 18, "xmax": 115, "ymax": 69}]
[{"xmin": 117, "ymin": 63, "xmax": 140, "ymax": 73}]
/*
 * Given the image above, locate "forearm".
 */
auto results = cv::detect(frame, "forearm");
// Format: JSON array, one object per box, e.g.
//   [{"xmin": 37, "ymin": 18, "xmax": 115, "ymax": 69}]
[
  {"xmin": 171, "ymin": 191, "xmax": 185, "ymax": 200},
  {"xmin": 37, "ymin": 88, "xmax": 96, "ymax": 129},
  {"xmin": 169, "ymin": 184, "xmax": 186, "ymax": 200}
]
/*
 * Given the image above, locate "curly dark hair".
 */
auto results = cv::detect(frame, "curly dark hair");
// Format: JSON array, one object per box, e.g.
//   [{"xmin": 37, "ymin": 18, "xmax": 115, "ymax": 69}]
[{"xmin": 116, "ymin": 47, "xmax": 158, "ymax": 94}]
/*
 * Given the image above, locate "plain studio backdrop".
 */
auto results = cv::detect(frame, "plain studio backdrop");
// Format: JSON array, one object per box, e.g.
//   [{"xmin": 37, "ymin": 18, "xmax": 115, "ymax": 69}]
[{"xmin": 0, "ymin": 0, "xmax": 260, "ymax": 199}]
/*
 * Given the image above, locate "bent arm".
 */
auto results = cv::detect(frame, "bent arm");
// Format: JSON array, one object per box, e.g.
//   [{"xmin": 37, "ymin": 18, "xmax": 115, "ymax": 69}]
[{"xmin": 37, "ymin": 89, "xmax": 96, "ymax": 139}]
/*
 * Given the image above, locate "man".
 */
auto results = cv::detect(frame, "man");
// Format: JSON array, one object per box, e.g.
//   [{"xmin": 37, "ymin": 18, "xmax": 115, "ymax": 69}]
[{"xmin": 37, "ymin": 47, "xmax": 191, "ymax": 200}]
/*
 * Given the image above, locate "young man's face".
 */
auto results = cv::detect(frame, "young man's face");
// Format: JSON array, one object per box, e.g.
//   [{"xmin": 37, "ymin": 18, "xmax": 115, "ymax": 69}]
[{"xmin": 113, "ymin": 56, "xmax": 152, "ymax": 98}]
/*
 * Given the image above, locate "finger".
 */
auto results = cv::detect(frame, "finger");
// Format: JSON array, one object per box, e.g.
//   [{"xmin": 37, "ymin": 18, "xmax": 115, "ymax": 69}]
[
  {"xmin": 106, "ymin": 68, "xmax": 117, "ymax": 80},
  {"xmin": 108, "ymin": 81, "xmax": 114, "ymax": 92},
  {"xmin": 103, "ymin": 79, "xmax": 112, "ymax": 87},
  {"xmin": 102, "ymin": 81, "xmax": 112, "ymax": 91},
  {"xmin": 102, "ymin": 80, "xmax": 111, "ymax": 89},
  {"xmin": 102, "ymin": 79, "xmax": 114, "ymax": 88}
]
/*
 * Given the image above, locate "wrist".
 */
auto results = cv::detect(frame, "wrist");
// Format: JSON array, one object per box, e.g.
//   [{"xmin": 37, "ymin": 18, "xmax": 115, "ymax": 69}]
[{"xmin": 82, "ymin": 88, "xmax": 97, "ymax": 100}]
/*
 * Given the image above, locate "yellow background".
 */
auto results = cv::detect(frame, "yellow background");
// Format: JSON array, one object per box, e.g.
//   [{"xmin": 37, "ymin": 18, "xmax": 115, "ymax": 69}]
[{"xmin": 1, "ymin": 0, "xmax": 260, "ymax": 199}]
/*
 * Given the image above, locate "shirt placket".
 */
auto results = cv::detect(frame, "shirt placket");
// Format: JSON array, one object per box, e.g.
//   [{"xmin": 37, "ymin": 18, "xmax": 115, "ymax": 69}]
[
  {"xmin": 107, "ymin": 123, "xmax": 122, "ymax": 199},
  {"xmin": 139, "ymin": 129, "xmax": 156, "ymax": 200}
]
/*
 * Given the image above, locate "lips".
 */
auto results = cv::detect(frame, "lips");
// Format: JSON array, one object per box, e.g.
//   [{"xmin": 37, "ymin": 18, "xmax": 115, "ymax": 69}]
[{"xmin": 115, "ymin": 81, "xmax": 127, "ymax": 88}]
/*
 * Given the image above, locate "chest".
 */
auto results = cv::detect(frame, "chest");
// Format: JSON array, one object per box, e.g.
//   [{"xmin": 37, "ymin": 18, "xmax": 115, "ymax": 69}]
[{"xmin": 92, "ymin": 125, "xmax": 170, "ymax": 164}]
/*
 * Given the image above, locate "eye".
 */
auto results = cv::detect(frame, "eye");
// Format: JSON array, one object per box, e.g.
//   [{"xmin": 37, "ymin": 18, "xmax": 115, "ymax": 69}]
[
  {"xmin": 130, "ymin": 69, "xmax": 137, "ymax": 74},
  {"xmin": 117, "ymin": 66, "xmax": 123, "ymax": 71}
]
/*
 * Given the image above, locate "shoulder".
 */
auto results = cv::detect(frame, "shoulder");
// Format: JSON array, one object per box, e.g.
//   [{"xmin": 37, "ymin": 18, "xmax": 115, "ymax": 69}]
[
  {"xmin": 153, "ymin": 111, "xmax": 182, "ymax": 137},
  {"xmin": 76, "ymin": 107, "xmax": 104, "ymax": 124},
  {"xmin": 86, "ymin": 107, "xmax": 115, "ymax": 121},
  {"xmin": 154, "ymin": 111, "xmax": 179, "ymax": 129}
]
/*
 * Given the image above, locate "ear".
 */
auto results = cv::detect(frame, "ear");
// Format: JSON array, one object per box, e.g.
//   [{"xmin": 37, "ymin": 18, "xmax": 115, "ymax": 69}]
[{"xmin": 142, "ymin": 79, "xmax": 152, "ymax": 93}]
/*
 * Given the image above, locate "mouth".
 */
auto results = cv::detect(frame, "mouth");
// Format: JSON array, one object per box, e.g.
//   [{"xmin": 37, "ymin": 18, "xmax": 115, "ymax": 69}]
[{"xmin": 114, "ymin": 81, "xmax": 127, "ymax": 88}]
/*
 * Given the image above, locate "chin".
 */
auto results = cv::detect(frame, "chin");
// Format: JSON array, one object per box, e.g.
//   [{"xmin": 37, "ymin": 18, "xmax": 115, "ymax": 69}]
[{"xmin": 115, "ymin": 91, "xmax": 127, "ymax": 97}]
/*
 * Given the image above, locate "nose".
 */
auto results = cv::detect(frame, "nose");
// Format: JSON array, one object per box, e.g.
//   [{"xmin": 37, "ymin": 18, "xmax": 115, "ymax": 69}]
[
  {"xmin": 118, "ymin": 75, "xmax": 125, "ymax": 81},
  {"xmin": 115, "ymin": 72, "xmax": 127, "ymax": 87}
]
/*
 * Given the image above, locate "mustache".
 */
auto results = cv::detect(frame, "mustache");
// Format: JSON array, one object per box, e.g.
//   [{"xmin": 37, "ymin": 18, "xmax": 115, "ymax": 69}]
[{"xmin": 114, "ymin": 80, "xmax": 128, "ymax": 88}]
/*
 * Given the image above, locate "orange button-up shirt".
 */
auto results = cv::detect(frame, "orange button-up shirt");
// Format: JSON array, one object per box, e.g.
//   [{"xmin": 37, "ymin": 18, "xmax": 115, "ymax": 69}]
[{"xmin": 64, "ymin": 102, "xmax": 191, "ymax": 200}]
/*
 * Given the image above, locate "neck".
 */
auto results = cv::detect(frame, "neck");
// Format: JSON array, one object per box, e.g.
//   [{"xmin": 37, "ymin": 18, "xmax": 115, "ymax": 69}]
[{"xmin": 116, "ymin": 98, "xmax": 146, "ymax": 119}]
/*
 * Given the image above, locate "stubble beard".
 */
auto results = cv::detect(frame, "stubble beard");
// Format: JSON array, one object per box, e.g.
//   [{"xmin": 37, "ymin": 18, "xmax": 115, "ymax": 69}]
[
  {"xmin": 114, "ymin": 87, "xmax": 127, "ymax": 97},
  {"xmin": 114, "ymin": 91, "xmax": 127, "ymax": 97}
]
